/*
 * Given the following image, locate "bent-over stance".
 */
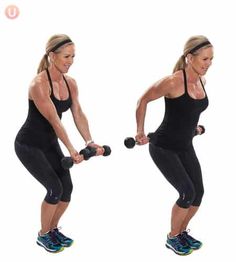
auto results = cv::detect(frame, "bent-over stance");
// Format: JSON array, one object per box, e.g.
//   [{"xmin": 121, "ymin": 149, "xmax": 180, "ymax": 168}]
[
  {"xmin": 135, "ymin": 35, "xmax": 213, "ymax": 255},
  {"xmin": 15, "ymin": 34, "xmax": 105, "ymax": 253}
]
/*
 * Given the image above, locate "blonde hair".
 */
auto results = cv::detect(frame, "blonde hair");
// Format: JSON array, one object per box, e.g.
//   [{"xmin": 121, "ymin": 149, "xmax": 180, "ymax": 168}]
[
  {"xmin": 37, "ymin": 34, "xmax": 73, "ymax": 74},
  {"xmin": 173, "ymin": 35, "xmax": 212, "ymax": 73}
]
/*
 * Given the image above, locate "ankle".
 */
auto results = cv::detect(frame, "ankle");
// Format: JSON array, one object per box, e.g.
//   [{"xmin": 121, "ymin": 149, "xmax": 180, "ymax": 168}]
[
  {"xmin": 169, "ymin": 232, "xmax": 181, "ymax": 238},
  {"xmin": 39, "ymin": 229, "xmax": 51, "ymax": 236}
]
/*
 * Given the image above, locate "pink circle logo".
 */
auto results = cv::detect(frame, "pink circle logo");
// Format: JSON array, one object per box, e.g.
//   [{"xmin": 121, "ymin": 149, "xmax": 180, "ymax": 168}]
[{"xmin": 5, "ymin": 5, "xmax": 20, "ymax": 19}]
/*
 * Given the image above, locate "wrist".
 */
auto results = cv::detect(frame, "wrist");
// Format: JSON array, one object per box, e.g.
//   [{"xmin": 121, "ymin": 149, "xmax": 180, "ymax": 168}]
[
  {"xmin": 137, "ymin": 130, "xmax": 144, "ymax": 135},
  {"xmin": 85, "ymin": 139, "xmax": 94, "ymax": 146},
  {"xmin": 68, "ymin": 146, "xmax": 76, "ymax": 155}
]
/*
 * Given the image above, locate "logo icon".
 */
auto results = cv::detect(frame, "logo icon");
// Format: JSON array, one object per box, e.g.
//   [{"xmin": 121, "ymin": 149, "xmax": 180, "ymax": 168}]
[{"xmin": 5, "ymin": 5, "xmax": 20, "ymax": 19}]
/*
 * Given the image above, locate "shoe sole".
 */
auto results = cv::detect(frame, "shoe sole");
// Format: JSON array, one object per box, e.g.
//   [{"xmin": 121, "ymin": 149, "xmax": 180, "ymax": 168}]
[
  {"xmin": 36, "ymin": 241, "xmax": 64, "ymax": 253},
  {"xmin": 60, "ymin": 241, "xmax": 74, "ymax": 248},
  {"xmin": 165, "ymin": 243, "xmax": 193, "ymax": 256},
  {"xmin": 191, "ymin": 243, "xmax": 203, "ymax": 250}
]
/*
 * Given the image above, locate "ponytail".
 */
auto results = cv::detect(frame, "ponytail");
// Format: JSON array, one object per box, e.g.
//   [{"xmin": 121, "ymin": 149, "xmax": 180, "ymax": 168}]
[
  {"xmin": 172, "ymin": 55, "xmax": 186, "ymax": 73},
  {"xmin": 37, "ymin": 54, "xmax": 49, "ymax": 74}
]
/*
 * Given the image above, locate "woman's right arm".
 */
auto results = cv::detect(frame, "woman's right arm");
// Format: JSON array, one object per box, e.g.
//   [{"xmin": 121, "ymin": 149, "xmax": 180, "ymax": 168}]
[
  {"xmin": 29, "ymin": 77, "xmax": 82, "ymax": 163},
  {"xmin": 135, "ymin": 76, "xmax": 173, "ymax": 144}
]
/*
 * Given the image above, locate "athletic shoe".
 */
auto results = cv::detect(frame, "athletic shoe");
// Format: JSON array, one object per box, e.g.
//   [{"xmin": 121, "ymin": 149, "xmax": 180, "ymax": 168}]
[
  {"xmin": 36, "ymin": 231, "xmax": 64, "ymax": 253},
  {"xmin": 181, "ymin": 230, "xmax": 202, "ymax": 250},
  {"xmin": 166, "ymin": 233, "xmax": 193, "ymax": 255},
  {"xmin": 52, "ymin": 227, "xmax": 74, "ymax": 247}
]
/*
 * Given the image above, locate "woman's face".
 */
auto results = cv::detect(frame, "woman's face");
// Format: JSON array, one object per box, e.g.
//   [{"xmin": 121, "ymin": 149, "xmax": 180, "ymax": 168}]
[
  {"xmin": 189, "ymin": 47, "xmax": 214, "ymax": 76},
  {"xmin": 52, "ymin": 44, "xmax": 75, "ymax": 73}
]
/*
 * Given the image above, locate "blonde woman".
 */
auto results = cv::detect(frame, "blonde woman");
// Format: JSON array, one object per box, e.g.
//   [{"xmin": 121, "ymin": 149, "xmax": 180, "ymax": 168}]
[
  {"xmin": 15, "ymin": 34, "xmax": 104, "ymax": 253},
  {"xmin": 135, "ymin": 36, "xmax": 213, "ymax": 255}
]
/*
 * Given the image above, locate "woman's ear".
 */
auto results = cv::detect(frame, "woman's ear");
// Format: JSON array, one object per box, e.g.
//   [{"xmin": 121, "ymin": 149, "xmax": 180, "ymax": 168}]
[
  {"xmin": 186, "ymin": 53, "xmax": 193, "ymax": 64},
  {"xmin": 48, "ymin": 52, "xmax": 55, "ymax": 63}
]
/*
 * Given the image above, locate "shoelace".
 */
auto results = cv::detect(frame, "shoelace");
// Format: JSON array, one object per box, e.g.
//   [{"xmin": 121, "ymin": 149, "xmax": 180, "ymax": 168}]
[
  {"xmin": 182, "ymin": 230, "xmax": 196, "ymax": 242},
  {"xmin": 177, "ymin": 234, "xmax": 189, "ymax": 247},
  {"xmin": 46, "ymin": 231, "xmax": 61, "ymax": 245},
  {"xmin": 53, "ymin": 228, "xmax": 68, "ymax": 241}
]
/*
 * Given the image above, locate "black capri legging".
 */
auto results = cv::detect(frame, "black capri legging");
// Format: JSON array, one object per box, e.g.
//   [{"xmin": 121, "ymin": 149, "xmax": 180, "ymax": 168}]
[
  {"xmin": 149, "ymin": 143, "xmax": 204, "ymax": 208},
  {"xmin": 14, "ymin": 140, "xmax": 73, "ymax": 204}
]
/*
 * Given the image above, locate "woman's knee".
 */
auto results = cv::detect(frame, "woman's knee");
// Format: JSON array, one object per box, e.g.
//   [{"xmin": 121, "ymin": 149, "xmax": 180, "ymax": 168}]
[
  {"xmin": 176, "ymin": 186, "xmax": 196, "ymax": 208},
  {"xmin": 44, "ymin": 182, "xmax": 63, "ymax": 204},
  {"xmin": 61, "ymin": 179, "xmax": 73, "ymax": 202},
  {"xmin": 192, "ymin": 188, "xmax": 204, "ymax": 206}
]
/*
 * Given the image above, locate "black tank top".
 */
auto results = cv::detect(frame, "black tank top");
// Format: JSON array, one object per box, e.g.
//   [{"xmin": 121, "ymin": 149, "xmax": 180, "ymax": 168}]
[
  {"xmin": 150, "ymin": 69, "xmax": 208, "ymax": 150},
  {"xmin": 15, "ymin": 69, "xmax": 72, "ymax": 149}
]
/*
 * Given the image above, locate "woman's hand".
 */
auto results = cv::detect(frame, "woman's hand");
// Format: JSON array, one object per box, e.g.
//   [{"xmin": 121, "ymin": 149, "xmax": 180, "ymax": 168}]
[
  {"xmin": 87, "ymin": 142, "xmax": 105, "ymax": 156},
  {"xmin": 135, "ymin": 132, "xmax": 149, "ymax": 145},
  {"xmin": 195, "ymin": 125, "xmax": 205, "ymax": 136},
  {"xmin": 70, "ymin": 149, "xmax": 84, "ymax": 164}
]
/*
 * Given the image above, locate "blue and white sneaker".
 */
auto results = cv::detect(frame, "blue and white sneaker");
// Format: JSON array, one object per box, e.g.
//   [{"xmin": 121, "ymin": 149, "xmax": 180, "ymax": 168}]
[
  {"xmin": 52, "ymin": 227, "xmax": 74, "ymax": 247},
  {"xmin": 166, "ymin": 233, "xmax": 193, "ymax": 255},
  {"xmin": 181, "ymin": 230, "xmax": 202, "ymax": 250},
  {"xmin": 37, "ymin": 231, "xmax": 64, "ymax": 253}
]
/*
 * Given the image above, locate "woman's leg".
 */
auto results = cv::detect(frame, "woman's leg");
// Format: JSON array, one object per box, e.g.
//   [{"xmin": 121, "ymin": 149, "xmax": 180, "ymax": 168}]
[
  {"xmin": 178, "ymin": 146, "xmax": 204, "ymax": 231},
  {"xmin": 180, "ymin": 206, "xmax": 199, "ymax": 232},
  {"xmin": 50, "ymin": 201, "xmax": 70, "ymax": 229},
  {"xmin": 14, "ymin": 141, "xmax": 64, "ymax": 234},
  {"xmin": 44, "ymin": 142, "xmax": 73, "ymax": 230},
  {"xmin": 41, "ymin": 201, "xmax": 59, "ymax": 234},
  {"xmin": 149, "ymin": 144, "xmax": 196, "ymax": 236},
  {"xmin": 170, "ymin": 204, "xmax": 189, "ymax": 236}
]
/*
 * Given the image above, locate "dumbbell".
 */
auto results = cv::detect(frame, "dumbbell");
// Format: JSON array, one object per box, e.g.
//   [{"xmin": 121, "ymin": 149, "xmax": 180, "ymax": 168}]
[
  {"xmin": 85, "ymin": 145, "xmax": 111, "ymax": 157},
  {"xmin": 61, "ymin": 145, "xmax": 112, "ymax": 169},
  {"xmin": 124, "ymin": 133, "xmax": 152, "ymax": 149},
  {"xmin": 194, "ymin": 125, "xmax": 205, "ymax": 136},
  {"xmin": 87, "ymin": 145, "xmax": 111, "ymax": 157},
  {"xmin": 124, "ymin": 137, "xmax": 136, "ymax": 148},
  {"xmin": 102, "ymin": 145, "xmax": 112, "ymax": 156},
  {"xmin": 61, "ymin": 146, "xmax": 97, "ymax": 169}
]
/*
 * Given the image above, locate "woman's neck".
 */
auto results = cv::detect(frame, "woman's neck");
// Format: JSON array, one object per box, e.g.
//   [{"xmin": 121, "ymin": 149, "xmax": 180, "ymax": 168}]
[
  {"xmin": 184, "ymin": 66, "xmax": 200, "ymax": 84},
  {"xmin": 48, "ymin": 65, "xmax": 63, "ymax": 82}
]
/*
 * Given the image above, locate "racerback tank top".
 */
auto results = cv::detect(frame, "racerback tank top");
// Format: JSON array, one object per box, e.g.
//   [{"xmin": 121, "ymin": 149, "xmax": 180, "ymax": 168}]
[
  {"xmin": 15, "ymin": 69, "xmax": 72, "ymax": 149},
  {"xmin": 150, "ymin": 69, "xmax": 209, "ymax": 150}
]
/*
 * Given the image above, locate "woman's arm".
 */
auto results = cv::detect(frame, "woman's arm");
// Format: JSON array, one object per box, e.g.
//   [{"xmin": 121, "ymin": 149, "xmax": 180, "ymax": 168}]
[
  {"xmin": 67, "ymin": 77, "xmax": 93, "ymax": 144},
  {"xmin": 135, "ymin": 76, "xmax": 173, "ymax": 144},
  {"xmin": 67, "ymin": 77, "xmax": 104, "ymax": 155}
]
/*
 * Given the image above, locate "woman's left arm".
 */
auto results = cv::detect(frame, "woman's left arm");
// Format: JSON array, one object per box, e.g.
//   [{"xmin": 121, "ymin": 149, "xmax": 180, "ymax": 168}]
[
  {"xmin": 68, "ymin": 77, "xmax": 104, "ymax": 154},
  {"xmin": 68, "ymin": 77, "xmax": 93, "ymax": 144}
]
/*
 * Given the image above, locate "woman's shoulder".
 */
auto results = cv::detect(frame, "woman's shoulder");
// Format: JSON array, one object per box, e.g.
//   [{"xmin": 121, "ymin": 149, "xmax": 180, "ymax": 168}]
[
  {"xmin": 63, "ymin": 75, "xmax": 79, "ymax": 96},
  {"xmin": 170, "ymin": 70, "xmax": 184, "ymax": 85},
  {"xmin": 30, "ymin": 71, "xmax": 48, "ymax": 88},
  {"xmin": 157, "ymin": 71, "xmax": 185, "ymax": 98},
  {"xmin": 158, "ymin": 71, "xmax": 183, "ymax": 89},
  {"xmin": 29, "ymin": 71, "xmax": 50, "ymax": 99},
  {"xmin": 64, "ymin": 74, "xmax": 77, "ymax": 88}
]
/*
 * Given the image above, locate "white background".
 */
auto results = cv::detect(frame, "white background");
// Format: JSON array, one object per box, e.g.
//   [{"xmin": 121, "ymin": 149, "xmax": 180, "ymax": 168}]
[{"xmin": 1, "ymin": 0, "xmax": 235, "ymax": 261}]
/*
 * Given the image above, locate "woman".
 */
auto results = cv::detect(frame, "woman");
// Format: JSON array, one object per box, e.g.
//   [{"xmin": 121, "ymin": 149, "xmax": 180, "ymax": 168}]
[
  {"xmin": 135, "ymin": 35, "xmax": 213, "ymax": 255},
  {"xmin": 14, "ymin": 34, "xmax": 105, "ymax": 253}
]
